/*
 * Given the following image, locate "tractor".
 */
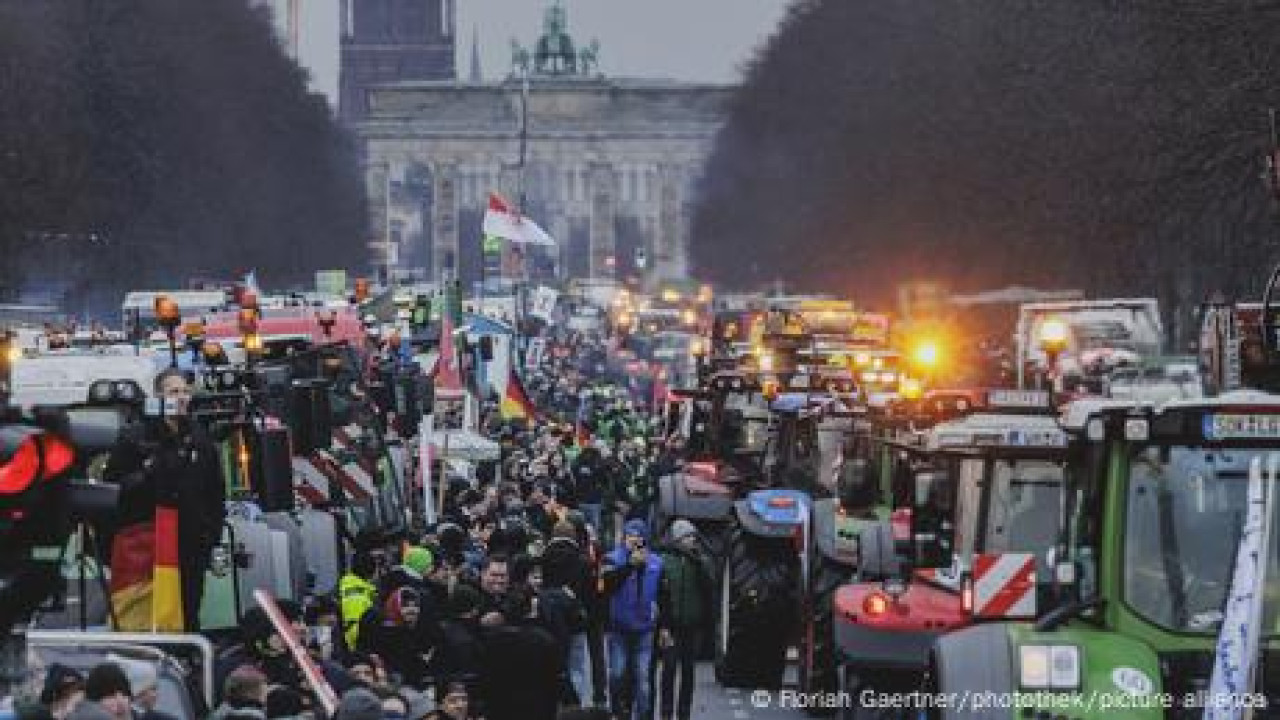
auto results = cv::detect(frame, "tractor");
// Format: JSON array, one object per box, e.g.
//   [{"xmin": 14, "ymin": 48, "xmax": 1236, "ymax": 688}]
[
  {"xmin": 833, "ymin": 389, "xmax": 1069, "ymax": 719},
  {"xmin": 927, "ymin": 393, "xmax": 1280, "ymax": 719}
]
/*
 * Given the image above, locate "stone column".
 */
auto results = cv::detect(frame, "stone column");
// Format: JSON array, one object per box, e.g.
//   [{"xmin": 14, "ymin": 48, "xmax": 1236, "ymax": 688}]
[
  {"xmin": 432, "ymin": 162, "xmax": 459, "ymax": 280},
  {"xmin": 552, "ymin": 214, "xmax": 571, "ymax": 279},
  {"xmin": 656, "ymin": 163, "xmax": 682, "ymax": 280},
  {"xmin": 366, "ymin": 161, "xmax": 391, "ymax": 278},
  {"xmin": 588, "ymin": 162, "xmax": 617, "ymax": 279}
]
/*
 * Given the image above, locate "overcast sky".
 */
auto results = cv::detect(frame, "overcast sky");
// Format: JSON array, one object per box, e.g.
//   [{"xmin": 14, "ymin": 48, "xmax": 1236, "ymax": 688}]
[
  {"xmin": 457, "ymin": 0, "xmax": 793, "ymax": 83},
  {"xmin": 272, "ymin": 0, "xmax": 792, "ymax": 105}
]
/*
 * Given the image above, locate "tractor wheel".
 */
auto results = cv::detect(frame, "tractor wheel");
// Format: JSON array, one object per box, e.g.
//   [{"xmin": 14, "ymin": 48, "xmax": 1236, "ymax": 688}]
[
  {"xmin": 713, "ymin": 525, "xmax": 797, "ymax": 688},
  {"xmin": 799, "ymin": 555, "xmax": 847, "ymax": 716}
]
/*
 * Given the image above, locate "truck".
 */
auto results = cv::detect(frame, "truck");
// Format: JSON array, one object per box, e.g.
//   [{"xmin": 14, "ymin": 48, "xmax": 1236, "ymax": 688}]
[{"xmin": 1015, "ymin": 298, "xmax": 1163, "ymax": 391}]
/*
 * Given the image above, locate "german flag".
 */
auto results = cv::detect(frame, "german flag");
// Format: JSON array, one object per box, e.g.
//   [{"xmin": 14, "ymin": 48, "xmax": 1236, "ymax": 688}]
[
  {"xmin": 151, "ymin": 504, "xmax": 184, "ymax": 632},
  {"xmin": 107, "ymin": 504, "xmax": 184, "ymax": 633},
  {"xmin": 109, "ymin": 522, "xmax": 156, "ymax": 632},
  {"xmin": 499, "ymin": 366, "xmax": 539, "ymax": 421}
]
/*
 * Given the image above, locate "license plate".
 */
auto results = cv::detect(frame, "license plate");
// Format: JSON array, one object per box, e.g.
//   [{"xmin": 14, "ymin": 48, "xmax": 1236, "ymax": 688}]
[{"xmin": 1204, "ymin": 414, "xmax": 1280, "ymax": 440}]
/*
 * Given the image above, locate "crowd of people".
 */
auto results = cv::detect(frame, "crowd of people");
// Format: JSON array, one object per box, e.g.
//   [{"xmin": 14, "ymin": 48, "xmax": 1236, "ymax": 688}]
[{"xmin": 20, "ymin": 328, "xmax": 715, "ymax": 720}]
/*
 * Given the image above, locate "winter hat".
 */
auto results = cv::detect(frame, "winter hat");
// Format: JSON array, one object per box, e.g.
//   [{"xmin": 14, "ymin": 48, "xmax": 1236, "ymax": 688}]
[
  {"xmin": 623, "ymin": 518, "xmax": 650, "ymax": 541},
  {"xmin": 83, "ymin": 663, "xmax": 131, "ymax": 701},
  {"xmin": 40, "ymin": 663, "xmax": 84, "ymax": 704},
  {"xmin": 386, "ymin": 586, "xmax": 422, "ymax": 624},
  {"xmin": 669, "ymin": 519, "xmax": 698, "ymax": 543},
  {"xmin": 334, "ymin": 688, "xmax": 383, "ymax": 720},
  {"xmin": 105, "ymin": 655, "xmax": 157, "ymax": 695},
  {"xmin": 403, "ymin": 546, "xmax": 434, "ymax": 576}
]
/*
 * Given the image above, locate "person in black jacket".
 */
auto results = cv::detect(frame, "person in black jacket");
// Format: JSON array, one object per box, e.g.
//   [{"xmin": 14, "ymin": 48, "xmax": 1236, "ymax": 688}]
[
  {"xmin": 569, "ymin": 447, "xmax": 609, "ymax": 532},
  {"xmin": 541, "ymin": 523, "xmax": 595, "ymax": 706},
  {"xmin": 476, "ymin": 594, "xmax": 560, "ymax": 720},
  {"xmin": 431, "ymin": 583, "xmax": 484, "ymax": 688},
  {"xmin": 103, "ymin": 368, "xmax": 225, "ymax": 632},
  {"xmin": 356, "ymin": 587, "xmax": 438, "ymax": 689}
]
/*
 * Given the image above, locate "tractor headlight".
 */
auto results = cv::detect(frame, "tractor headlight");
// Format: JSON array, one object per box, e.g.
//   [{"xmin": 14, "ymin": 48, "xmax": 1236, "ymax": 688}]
[
  {"xmin": 1019, "ymin": 645, "xmax": 1081, "ymax": 690},
  {"xmin": 88, "ymin": 380, "xmax": 116, "ymax": 405},
  {"xmin": 1123, "ymin": 418, "xmax": 1149, "ymax": 442}
]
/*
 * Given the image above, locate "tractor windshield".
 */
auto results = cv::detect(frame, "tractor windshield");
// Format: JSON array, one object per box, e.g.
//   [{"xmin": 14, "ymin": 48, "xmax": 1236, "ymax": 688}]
[
  {"xmin": 1124, "ymin": 447, "xmax": 1280, "ymax": 635},
  {"xmin": 985, "ymin": 460, "xmax": 1063, "ymax": 554},
  {"xmin": 954, "ymin": 458, "xmax": 1063, "ymax": 561}
]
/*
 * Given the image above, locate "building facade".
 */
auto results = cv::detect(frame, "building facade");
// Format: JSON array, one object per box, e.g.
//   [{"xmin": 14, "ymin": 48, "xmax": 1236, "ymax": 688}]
[
  {"xmin": 353, "ymin": 3, "xmax": 731, "ymax": 284},
  {"xmin": 339, "ymin": 0, "xmax": 456, "ymax": 121}
]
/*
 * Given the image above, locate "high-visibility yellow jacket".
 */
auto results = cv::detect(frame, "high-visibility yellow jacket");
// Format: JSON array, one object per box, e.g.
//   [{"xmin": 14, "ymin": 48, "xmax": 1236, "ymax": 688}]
[{"xmin": 339, "ymin": 573, "xmax": 377, "ymax": 648}]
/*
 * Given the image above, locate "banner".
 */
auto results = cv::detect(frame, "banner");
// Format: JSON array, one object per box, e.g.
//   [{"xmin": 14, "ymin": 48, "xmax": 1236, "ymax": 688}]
[{"xmin": 529, "ymin": 287, "xmax": 560, "ymax": 322}]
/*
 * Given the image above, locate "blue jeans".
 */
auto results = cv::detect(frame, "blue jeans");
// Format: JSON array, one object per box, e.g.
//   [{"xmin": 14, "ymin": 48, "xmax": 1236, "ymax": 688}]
[
  {"xmin": 608, "ymin": 630, "xmax": 654, "ymax": 720},
  {"xmin": 568, "ymin": 632, "xmax": 593, "ymax": 705}
]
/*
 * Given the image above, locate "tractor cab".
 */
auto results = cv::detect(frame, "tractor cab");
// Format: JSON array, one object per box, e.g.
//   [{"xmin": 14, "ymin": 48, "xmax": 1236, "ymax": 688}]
[
  {"xmin": 929, "ymin": 393, "xmax": 1280, "ymax": 719},
  {"xmin": 831, "ymin": 389, "xmax": 1067, "ymax": 703}
]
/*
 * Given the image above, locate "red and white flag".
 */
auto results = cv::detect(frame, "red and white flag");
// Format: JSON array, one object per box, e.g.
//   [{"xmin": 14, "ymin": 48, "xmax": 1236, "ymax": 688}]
[
  {"xmin": 434, "ymin": 313, "xmax": 464, "ymax": 399},
  {"xmin": 483, "ymin": 193, "xmax": 556, "ymax": 246}
]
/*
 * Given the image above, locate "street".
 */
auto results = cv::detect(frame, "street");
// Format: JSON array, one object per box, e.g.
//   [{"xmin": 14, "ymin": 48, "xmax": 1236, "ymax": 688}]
[{"xmin": 688, "ymin": 663, "xmax": 813, "ymax": 720}]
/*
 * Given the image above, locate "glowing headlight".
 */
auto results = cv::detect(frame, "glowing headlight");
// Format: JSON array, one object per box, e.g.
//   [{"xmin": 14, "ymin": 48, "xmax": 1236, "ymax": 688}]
[
  {"xmin": 1019, "ymin": 645, "xmax": 1080, "ymax": 690},
  {"xmin": 860, "ymin": 371, "xmax": 877, "ymax": 382}
]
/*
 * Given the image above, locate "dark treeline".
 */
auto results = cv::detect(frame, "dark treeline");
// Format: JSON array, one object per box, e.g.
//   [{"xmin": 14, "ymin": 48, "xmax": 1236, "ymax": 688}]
[
  {"xmin": 693, "ymin": 0, "xmax": 1280, "ymax": 334},
  {"xmin": 0, "ymin": 0, "xmax": 366, "ymax": 315}
]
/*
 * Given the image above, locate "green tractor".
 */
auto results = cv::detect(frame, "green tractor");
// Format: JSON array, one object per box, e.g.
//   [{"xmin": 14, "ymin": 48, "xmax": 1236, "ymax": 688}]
[{"xmin": 928, "ymin": 393, "xmax": 1280, "ymax": 719}]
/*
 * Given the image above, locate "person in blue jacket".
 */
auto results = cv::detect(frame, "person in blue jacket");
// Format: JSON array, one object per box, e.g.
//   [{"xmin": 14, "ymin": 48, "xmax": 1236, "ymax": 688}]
[{"xmin": 601, "ymin": 518, "xmax": 667, "ymax": 720}]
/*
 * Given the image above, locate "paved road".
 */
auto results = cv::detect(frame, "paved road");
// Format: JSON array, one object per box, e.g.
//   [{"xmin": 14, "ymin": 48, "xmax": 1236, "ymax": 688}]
[{"xmin": 686, "ymin": 663, "xmax": 812, "ymax": 720}]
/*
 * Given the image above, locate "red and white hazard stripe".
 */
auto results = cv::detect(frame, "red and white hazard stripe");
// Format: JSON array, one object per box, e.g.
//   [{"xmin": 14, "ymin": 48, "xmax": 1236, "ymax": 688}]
[
  {"xmin": 291, "ymin": 450, "xmax": 376, "ymax": 503},
  {"xmin": 972, "ymin": 552, "xmax": 1037, "ymax": 619}
]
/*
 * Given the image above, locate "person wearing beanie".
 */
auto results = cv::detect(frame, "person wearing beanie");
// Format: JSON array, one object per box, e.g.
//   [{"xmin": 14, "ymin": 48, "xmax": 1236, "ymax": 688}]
[
  {"xmin": 601, "ymin": 518, "xmax": 667, "ymax": 720},
  {"xmin": 81, "ymin": 663, "xmax": 132, "ymax": 720},
  {"xmin": 656, "ymin": 520, "xmax": 713, "ymax": 720},
  {"xmin": 379, "ymin": 545, "xmax": 438, "ymax": 613},
  {"xmin": 103, "ymin": 656, "xmax": 174, "ymax": 720},
  {"xmin": 333, "ymin": 688, "xmax": 382, "ymax": 720},
  {"xmin": 357, "ymin": 586, "xmax": 437, "ymax": 689}
]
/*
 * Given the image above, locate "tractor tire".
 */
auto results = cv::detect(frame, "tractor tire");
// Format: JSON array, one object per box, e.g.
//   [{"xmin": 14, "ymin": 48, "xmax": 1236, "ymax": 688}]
[
  {"xmin": 714, "ymin": 525, "xmax": 797, "ymax": 689},
  {"xmin": 799, "ymin": 555, "xmax": 847, "ymax": 716}
]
